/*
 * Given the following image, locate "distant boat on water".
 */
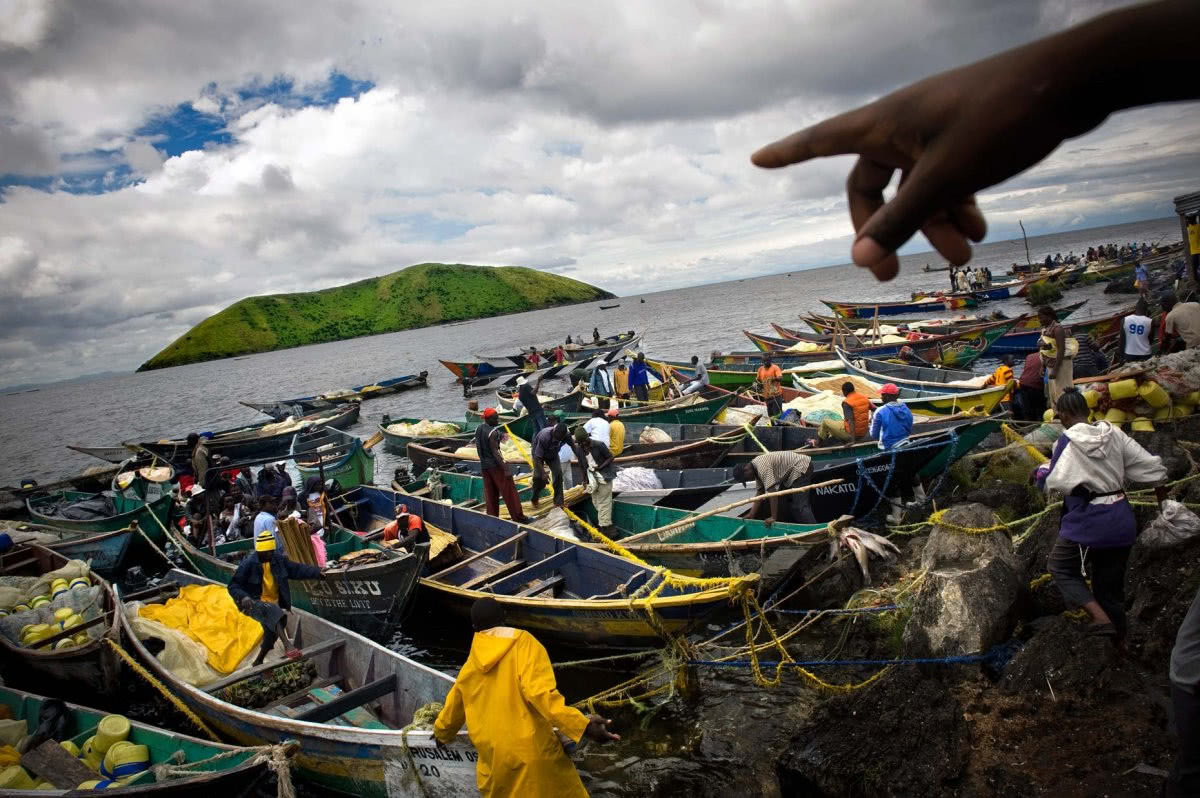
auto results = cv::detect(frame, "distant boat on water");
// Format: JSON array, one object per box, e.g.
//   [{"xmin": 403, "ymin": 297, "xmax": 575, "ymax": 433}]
[{"xmin": 599, "ymin": 303, "xmax": 621, "ymax": 310}]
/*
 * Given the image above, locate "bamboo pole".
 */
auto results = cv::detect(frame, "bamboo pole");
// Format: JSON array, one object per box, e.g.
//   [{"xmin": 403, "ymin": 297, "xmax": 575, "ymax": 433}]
[{"xmin": 621, "ymin": 478, "xmax": 844, "ymax": 543}]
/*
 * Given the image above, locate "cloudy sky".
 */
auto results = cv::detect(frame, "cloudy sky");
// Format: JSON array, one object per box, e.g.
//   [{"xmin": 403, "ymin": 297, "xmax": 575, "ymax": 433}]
[{"xmin": 1, "ymin": 0, "xmax": 1197, "ymax": 385}]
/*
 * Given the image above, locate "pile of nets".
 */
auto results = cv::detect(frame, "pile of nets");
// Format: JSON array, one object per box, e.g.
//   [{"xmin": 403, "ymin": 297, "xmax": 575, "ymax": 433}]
[
  {"xmin": 386, "ymin": 419, "xmax": 462, "ymax": 436},
  {"xmin": 454, "ymin": 436, "xmax": 527, "ymax": 462},
  {"xmin": 613, "ymin": 467, "xmax": 664, "ymax": 492},
  {"xmin": 781, "ymin": 390, "xmax": 848, "ymax": 424},
  {"xmin": 720, "ymin": 404, "xmax": 766, "ymax": 426}
]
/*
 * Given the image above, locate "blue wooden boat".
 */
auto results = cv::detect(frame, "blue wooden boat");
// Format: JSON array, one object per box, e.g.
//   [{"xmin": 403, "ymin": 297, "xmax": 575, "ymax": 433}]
[
  {"xmin": 240, "ymin": 371, "xmax": 428, "ymax": 418},
  {"xmin": 336, "ymin": 486, "xmax": 758, "ymax": 647},
  {"xmin": 291, "ymin": 427, "xmax": 375, "ymax": 489},
  {"xmin": 836, "ymin": 349, "xmax": 989, "ymax": 395},
  {"xmin": 120, "ymin": 570, "xmax": 480, "ymax": 798}
]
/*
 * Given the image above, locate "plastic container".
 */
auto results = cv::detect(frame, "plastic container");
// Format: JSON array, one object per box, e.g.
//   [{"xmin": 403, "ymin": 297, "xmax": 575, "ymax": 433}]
[
  {"xmin": 1138, "ymin": 381, "xmax": 1170, "ymax": 408},
  {"xmin": 70, "ymin": 576, "xmax": 91, "ymax": 590},
  {"xmin": 0, "ymin": 766, "xmax": 36, "ymax": 790},
  {"xmin": 1131, "ymin": 417, "xmax": 1155, "ymax": 431},
  {"xmin": 60, "ymin": 740, "xmax": 81, "ymax": 757},
  {"xmin": 1155, "ymin": 406, "xmax": 1172, "ymax": 420},
  {"xmin": 102, "ymin": 741, "xmax": 150, "ymax": 780},
  {"xmin": 1105, "ymin": 408, "xmax": 1129, "ymax": 423},
  {"xmin": 29, "ymin": 596, "xmax": 50, "ymax": 609},
  {"xmin": 94, "ymin": 715, "xmax": 131, "ymax": 755},
  {"xmin": 1109, "ymin": 378, "xmax": 1139, "ymax": 401},
  {"xmin": 1043, "ymin": 408, "xmax": 1056, "ymax": 422},
  {"xmin": 1174, "ymin": 404, "xmax": 1195, "ymax": 418},
  {"xmin": 1084, "ymin": 390, "xmax": 1100, "ymax": 408},
  {"xmin": 21, "ymin": 624, "xmax": 51, "ymax": 644}
]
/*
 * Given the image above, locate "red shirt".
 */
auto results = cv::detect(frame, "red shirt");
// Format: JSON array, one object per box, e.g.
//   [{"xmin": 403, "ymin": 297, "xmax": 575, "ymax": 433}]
[
  {"xmin": 383, "ymin": 514, "xmax": 423, "ymax": 542},
  {"xmin": 1018, "ymin": 353, "xmax": 1043, "ymax": 390}
]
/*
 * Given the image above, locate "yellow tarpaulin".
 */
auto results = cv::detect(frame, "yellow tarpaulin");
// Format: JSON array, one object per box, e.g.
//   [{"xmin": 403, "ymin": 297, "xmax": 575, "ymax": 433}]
[{"xmin": 139, "ymin": 584, "xmax": 262, "ymax": 674}]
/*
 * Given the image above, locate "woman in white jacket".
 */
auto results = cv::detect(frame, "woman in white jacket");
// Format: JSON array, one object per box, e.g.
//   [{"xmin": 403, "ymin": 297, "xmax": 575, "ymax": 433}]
[{"xmin": 1038, "ymin": 388, "xmax": 1168, "ymax": 640}]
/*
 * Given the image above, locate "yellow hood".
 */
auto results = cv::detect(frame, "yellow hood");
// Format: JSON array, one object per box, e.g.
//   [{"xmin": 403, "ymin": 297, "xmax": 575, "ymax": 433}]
[{"xmin": 469, "ymin": 627, "xmax": 521, "ymax": 673}]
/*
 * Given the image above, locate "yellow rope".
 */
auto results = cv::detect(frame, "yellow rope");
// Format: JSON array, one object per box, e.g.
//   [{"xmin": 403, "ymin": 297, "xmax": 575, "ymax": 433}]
[
  {"xmin": 742, "ymin": 422, "xmax": 770, "ymax": 453},
  {"xmin": 1029, "ymin": 573, "xmax": 1053, "ymax": 590},
  {"xmin": 105, "ymin": 638, "xmax": 222, "ymax": 741},
  {"xmin": 1001, "ymin": 423, "xmax": 1049, "ymax": 464}
]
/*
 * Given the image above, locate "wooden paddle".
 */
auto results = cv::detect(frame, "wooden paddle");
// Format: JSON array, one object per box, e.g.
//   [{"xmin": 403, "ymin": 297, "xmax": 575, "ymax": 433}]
[{"xmin": 362, "ymin": 430, "xmax": 385, "ymax": 450}]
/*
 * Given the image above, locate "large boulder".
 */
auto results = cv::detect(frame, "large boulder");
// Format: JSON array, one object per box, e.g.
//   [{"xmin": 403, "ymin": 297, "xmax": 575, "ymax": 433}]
[
  {"xmin": 903, "ymin": 503, "xmax": 1021, "ymax": 658},
  {"xmin": 1129, "ymin": 430, "xmax": 1193, "ymax": 483}
]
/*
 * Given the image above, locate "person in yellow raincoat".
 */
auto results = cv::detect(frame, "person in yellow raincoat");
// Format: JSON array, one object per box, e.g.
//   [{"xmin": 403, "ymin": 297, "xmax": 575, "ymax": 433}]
[
  {"xmin": 984, "ymin": 354, "xmax": 1015, "ymax": 402},
  {"xmin": 433, "ymin": 597, "xmax": 619, "ymax": 797}
]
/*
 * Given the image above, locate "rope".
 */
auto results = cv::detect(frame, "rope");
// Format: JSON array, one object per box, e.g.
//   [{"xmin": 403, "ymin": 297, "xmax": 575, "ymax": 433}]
[
  {"xmin": 150, "ymin": 743, "xmax": 296, "ymax": 798},
  {"xmin": 691, "ymin": 650, "xmax": 999, "ymax": 668},
  {"xmin": 139, "ymin": 498, "xmax": 207, "ymax": 574},
  {"xmin": 104, "ymin": 638, "xmax": 222, "ymax": 742},
  {"xmin": 742, "ymin": 422, "xmax": 771, "ymax": 453}
]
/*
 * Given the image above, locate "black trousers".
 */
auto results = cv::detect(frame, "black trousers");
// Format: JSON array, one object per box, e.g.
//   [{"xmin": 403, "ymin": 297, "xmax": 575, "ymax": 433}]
[
  {"xmin": 633, "ymin": 384, "xmax": 649, "ymax": 402},
  {"xmin": 1013, "ymin": 386, "xmax": 1047, "ymax": 421},
  {"xmin": 766, "ymin": 396, "xmax": 783, "ymax": 418},
  {"xmin": 532, "ymin": 458, "xmax": 566, "ymax": 506},
  {"xmin": 1169, "ymin": 683, "xmax": 1200, "ymax": 797},
  {"xmin": 1047, "ymin": 537, "xmax": 1131, "ymax": 636}
]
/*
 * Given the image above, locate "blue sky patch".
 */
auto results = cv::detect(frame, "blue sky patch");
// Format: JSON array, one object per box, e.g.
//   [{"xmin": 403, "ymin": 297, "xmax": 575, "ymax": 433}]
[{"xmin": 1, "ymin": 70, "xmax": 374, "ymax": 197}]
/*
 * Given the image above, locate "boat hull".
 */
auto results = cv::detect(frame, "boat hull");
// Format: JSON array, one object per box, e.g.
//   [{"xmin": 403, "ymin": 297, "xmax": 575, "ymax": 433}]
[
  {"xmin": 823, "ymin": 296, "xmax": 977, "ymax": 318},
  {"xmin": 46, "ymin": 527, "xmax": 135, "ymax": 575},
  {"xmin": 26, "ymin": 491, "xmax": 173, "ymax": 544}
]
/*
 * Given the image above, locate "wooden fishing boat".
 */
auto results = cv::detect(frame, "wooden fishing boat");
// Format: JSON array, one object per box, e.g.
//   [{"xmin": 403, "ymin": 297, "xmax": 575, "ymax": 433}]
[
  {"xmin": 494, "ymin": 384, "xmax": 586, "ymax": 414},
  {"xmin": 822, "ymin": 296, "xmax": 978, "ymax": 318},
  {"xmin": 793, "ymin": 301, "xmax": 1088, "ymax": 337},
  {"xmin": 981, "ymin": 304, "xmax": 1131, "ymax": 356},
  {"xmin": 163, "ymin": 525, "xmax": 426, "ymax": 635},
  {"xmin": 26, "ymin": 490, "xmax": 173, "ymax": 543},
  {"xmin": 437, "ymin": 357, "xmax": 521, "ymax": 382},
  {"xmin": 599, "ymin": 303, "xmax": 621, "ymax": 310},
  {"xmin": 709, "ymin": 317, "xmax": 1019, "ymax": 370},
  {"xmin": 377, "ymin": 416, "xmax": 478, "ymax": 456},
  {"xmin": 473, "ymin": 391, "xmax": 735, "ymax": 441},
  {"xmin": 836, "ymin": 350, "xmax": 991, "ymax": 395},
  {"xmin": 405, "ymin": 431, "xmax": 744, "ymax": 477},
  {"xmin": 0, "ymin": 685, "xmax": 281, "ymax": 796},
  {"xmin": 0, "ymin": 544, "xmax": 121, "ymax": 693},
  {"xmin": 792, "ymin": 375, "xmax": 1010, "ymax": 417},
  {"xmin": 290, "ymin": 427, "xmax": 375, "ymax": 489},
  {"xmin": 122, "ymin": 404, "xmax": 361, "ymax": 469},
  {"xmin": 911, "ymin": 269, "xmax": 1065, "ymax": 302},
  {"xmin": 342, "ymin": 486, "xmax": 758, "ymax": 646},
  {"xmin": 120, "ymin": 570, "xmax": 479, "ymax": 798},
  {"xmin": 240, "ymin": 371, "xmax": 428, "ymax": 419},
  {"xmin": 0, "ymin": 522, "xmax": 136, "ymax": 577},
  {"xmin": 401, "ymin": 469, "xmax": 829, "ymax": 587},
  {"xmin": 482, "ymin": 331, "xmax": 641, "ymax": 368}
]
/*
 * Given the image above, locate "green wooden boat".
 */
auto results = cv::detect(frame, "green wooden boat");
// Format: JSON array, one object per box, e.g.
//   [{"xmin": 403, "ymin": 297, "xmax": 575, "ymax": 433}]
[
  {"xmin": 0, "ymin": 685, "xmax": 279, "ymax": 795},
  {"xmin": 400, "ymin": 470, "xmax": 830, "ymax": 585},
  {"xmin": 25, "ymin": 490, "xmax": 174, "ymax": 544},
  {"xmin": 291, "ymin": 427, "xmax": 375, "ymax": 489},
  {"xmin": 377, "ymin": 415, "xmax": 479, "ymax": 455},
  {"xmin": 468, "ymin": 392, "xmax": 734, "ymax": 440}
]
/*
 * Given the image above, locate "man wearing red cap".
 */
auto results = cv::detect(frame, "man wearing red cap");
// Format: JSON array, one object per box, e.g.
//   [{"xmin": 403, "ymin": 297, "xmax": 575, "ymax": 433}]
[
  {"xmin": 870, "ymin": 383, "xmax": 918, "ymax": 524},
  {"xmin": 382, "ymin": 503, "xmax": 429, "ymax": 552},
  {"xmin": 475, "ymin": 408, "xmax": 530, "ymax": 523},
  {"xmin": 606, "ymin": 407, "xmax": 625, "ymax": 456}
]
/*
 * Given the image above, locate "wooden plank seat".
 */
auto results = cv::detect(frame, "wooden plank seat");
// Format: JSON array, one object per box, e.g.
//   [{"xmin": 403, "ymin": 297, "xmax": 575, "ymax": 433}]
[
  {"xmin": 427, "ymin": 531, "xmax": 527, "ymax": 580},
  {"xmin": 515, "ymin": 575, "xmax": 565, "ymax": 597},
  {"xmin": 295, "ymin": 676, "xmax": 397, "ymax": 726},
  {"xmin": 459, "ymin": 560, "xmax": 528, "ymax": 591},
  {"xmin": 486, "ymin": 549, "xmax": 575, "ymax": 595}
]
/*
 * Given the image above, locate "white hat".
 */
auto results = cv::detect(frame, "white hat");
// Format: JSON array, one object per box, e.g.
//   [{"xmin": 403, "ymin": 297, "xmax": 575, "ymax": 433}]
[
  {"xmin": 190, "ymin": 485, "xmax": 205, "ymax": 496},
  {"xmin": 516, "ymin": 377, "xmax": 528, "ymax": 386}
]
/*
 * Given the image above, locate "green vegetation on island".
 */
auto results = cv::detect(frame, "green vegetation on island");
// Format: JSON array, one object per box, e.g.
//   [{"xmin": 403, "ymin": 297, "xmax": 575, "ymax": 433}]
[{"xmin": 138, "ymin": 263, "xmax": 616, "ymax": 371}]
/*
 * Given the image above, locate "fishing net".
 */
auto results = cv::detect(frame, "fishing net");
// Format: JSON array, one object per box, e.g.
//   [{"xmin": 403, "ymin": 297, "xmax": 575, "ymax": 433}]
[
  {"xmin": 613, "ymin": 467, "xmax": 663, "ymax": 492},
  {"xmin": 638, "ymin": 427, "xmax": 672, "ymax": 444},
  {"xmin": 0, "ymin": 585, "xmax": 104, "ymax": 646},
  {"xmin": 386, "ymin": 419, "xmax": 462, "ymax": 436}
]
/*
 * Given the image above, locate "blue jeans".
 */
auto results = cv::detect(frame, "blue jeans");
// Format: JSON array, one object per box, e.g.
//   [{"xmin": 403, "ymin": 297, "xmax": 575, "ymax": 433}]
[{"xmin": 530, "ymin": 409, "xmax": 548, "ymax": 436}]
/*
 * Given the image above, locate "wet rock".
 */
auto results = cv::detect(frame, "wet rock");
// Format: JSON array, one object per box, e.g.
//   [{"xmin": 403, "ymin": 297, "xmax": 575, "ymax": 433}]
[
  {"xmin": 777, "ymin": 668, "xmax": 968, "ymax": 797},
  {"xmin": 903, "ymin": 504, "xmax": 1020, "ymax": 658},
  {"xmin": 1000, "ymin": 615, "xmax": 1116, "ymax": 696},
  {"xmin": 961, "ymin": 481, "xmax": 1042, "ymax": 523},
  {"xmin": 1126, "ymin": 533, "xmax": 1200, "ymax": 668},
  {"xmin": 1104, "ymin": 275, "xmax": 1137, "ymax": 294}
]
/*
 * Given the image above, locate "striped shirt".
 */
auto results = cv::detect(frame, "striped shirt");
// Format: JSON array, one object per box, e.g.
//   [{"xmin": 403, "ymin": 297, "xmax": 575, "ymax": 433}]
[{"xmin": 749, "ymin": 452, "xmax": 813, "ymax": 491}]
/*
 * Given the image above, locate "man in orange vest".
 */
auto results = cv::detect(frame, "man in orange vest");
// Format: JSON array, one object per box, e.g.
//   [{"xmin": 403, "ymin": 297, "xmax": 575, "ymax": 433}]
[
  {"xmin": 756, "ymin": 352, "xmax": 785, "ymax": 417},
  {"xmin": 840, "ymin": 382, "xmax": 871, "ymax": 439}
]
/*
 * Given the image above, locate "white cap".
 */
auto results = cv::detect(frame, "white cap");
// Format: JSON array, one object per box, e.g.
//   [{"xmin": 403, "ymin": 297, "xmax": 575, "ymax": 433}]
[
  {"xmin": 190, "ymin": 485, "xmax": 205, "ymax": 496},
  {"xmin": 516, "ymin": 377, "xmax": 528, "ymax": 386}
]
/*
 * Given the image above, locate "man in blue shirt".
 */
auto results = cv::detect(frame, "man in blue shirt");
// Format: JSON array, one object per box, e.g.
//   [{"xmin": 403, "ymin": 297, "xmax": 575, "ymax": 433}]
[
  {"xmin": 869, "ymin": 384, "xmax": 918, "ymax": 524},
  {"xmin": 516, "ymin": 375, "xmax": 548, "ymax": 436},
  {"xmin": 1135, "ymin": 262, "xmax": 1150, "ymax": 298},
  {"xmin": 254, "ymin": 494, "xmax": 284, "ymax": 554},
  {"xmin": 628, "ymin": 354, "xmax": 651, "ymax": 403}
]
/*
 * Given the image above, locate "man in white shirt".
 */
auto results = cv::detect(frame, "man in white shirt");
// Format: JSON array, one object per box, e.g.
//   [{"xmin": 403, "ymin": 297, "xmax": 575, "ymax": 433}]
[
  {"xmin": 1119, "ymin": 298, "xmax": 1153, "ymax": 363},
  {"xmin": 1164, "ymin": 292, "xmax": 1200, "ymax": 350},
  {"xmin": 582, "ymin": 407, "xmax": 610, "ymax": 448},
  {"xmin": 682, "ymin": 355, "xmax": 710, "ymax": 395},
  {"xmin": 254, "ymin": 494, "xmax": 284, "ymax": 554}
]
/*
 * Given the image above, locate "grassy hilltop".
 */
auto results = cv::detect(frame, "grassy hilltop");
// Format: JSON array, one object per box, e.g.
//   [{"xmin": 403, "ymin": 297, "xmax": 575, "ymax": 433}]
[{"xmin": 138, "ymin": 263, "xmax": 615, "ymax": 371}]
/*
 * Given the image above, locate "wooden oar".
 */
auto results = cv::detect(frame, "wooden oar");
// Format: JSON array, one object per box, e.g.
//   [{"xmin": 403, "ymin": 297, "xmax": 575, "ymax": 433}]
[{"xmin": 362, "ymin": 430, "xmax": 385, "ymax": 450}]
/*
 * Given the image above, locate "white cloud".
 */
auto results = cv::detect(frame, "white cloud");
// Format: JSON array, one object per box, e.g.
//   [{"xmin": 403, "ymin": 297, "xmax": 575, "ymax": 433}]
[{"xmin": 0, "ymin": 0, "xmax": 1197, "ymax": 385}]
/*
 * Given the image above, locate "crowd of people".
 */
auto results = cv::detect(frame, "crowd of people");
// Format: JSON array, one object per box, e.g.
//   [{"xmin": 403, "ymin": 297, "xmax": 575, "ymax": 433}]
[{"xmin": 948, "ymin": 265, "xmax": 994, "ymax": 292}]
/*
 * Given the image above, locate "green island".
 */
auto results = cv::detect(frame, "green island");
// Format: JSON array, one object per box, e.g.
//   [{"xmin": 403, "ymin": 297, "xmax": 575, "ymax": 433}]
[{"xmin": 138, "ymin": 263, "xmax": 615, "ymax": 371}]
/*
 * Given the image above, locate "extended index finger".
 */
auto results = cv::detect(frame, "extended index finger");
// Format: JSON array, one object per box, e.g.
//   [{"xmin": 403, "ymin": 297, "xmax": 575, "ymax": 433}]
[{"xmin": 751, "ymin": 106, "xmax": 876, "ymax": 168}]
